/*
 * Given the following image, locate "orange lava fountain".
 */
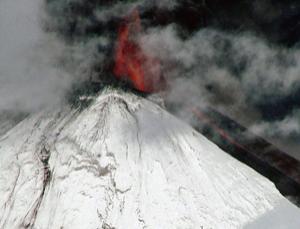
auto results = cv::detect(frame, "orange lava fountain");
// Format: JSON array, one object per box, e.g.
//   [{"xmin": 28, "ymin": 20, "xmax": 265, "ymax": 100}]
[{"xmin": 114, "ymin": 9, "xmax": 164, "ymax": 93}]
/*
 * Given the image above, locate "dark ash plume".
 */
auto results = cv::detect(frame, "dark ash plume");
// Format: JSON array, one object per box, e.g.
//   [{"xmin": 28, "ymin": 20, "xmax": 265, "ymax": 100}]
[{"xmin": 139, "ymin": 26, "xmax": 300, "ymax": 157}]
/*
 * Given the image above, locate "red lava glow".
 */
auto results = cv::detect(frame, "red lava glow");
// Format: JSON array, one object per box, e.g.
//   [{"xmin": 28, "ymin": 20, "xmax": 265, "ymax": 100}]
[
  {"xmin": 114, "ymin": 9, "xmax": 165, "ymax": 93},
  {"xmin": 191, "ymin": 107, "xmax": 248, "ymax": 151}
]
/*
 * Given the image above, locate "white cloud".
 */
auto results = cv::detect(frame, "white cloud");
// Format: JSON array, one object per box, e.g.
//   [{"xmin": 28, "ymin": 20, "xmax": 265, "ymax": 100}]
[{"xmin": 0, "ymin": 0, "xmax": 72, "ymax": 112}]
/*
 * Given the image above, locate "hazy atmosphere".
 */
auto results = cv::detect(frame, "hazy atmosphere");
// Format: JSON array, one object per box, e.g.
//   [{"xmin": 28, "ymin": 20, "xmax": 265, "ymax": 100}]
[
  {"xmin": 0, "ymin": 0, "xmax": 299, "ymax": 158},
  {"xmin": 1, "ymin": 1, "xmax": 300, "ymax": 228}
]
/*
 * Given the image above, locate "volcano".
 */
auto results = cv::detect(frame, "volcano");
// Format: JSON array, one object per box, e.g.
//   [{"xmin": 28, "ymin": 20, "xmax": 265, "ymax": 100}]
[{"xmin": 0, "ymin": 90, "xmax": 300, "ymax": 228}]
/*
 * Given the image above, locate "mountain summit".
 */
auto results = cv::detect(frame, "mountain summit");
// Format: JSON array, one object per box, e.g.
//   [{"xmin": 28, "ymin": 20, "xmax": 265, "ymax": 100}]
[{"xmin": 0, "ymin": 90, "xmax": 299, "ymax": 228}]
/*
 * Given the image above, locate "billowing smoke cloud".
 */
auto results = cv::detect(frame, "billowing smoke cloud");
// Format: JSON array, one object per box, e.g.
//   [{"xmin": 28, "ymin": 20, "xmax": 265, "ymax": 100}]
[
  {"xmin": 1, "ymin": 0, "xmax": 299, "ymax": 156},
  {"xmin": 251, "ymin": 109, "xmax": 300, "ymax": 140},
  {"xmin": 0, "ymin": 0, "xmax": 176, "ymax": 114},
  {"xmin": 93, "ymin": 0, "xmax": 177, "ymax": 22},
  {"xmin": 0, "ymin": 0, "xmax": 72, "ymax": 112},
  {"xmin": 139, "ymin": 25, "xmax": 300, "ymax": 154}
]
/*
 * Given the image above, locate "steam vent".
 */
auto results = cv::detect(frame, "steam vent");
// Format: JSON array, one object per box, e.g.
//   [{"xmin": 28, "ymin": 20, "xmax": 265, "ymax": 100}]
[{"xmin": 1, "ymin": 90, "xmax": 300, "ymax": 228}]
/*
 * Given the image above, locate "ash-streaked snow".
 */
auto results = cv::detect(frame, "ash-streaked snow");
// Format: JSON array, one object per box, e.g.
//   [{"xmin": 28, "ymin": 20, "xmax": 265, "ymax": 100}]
[{"xmin": 0, "ymin": 90, "xmax": 299, "ymax": 229}]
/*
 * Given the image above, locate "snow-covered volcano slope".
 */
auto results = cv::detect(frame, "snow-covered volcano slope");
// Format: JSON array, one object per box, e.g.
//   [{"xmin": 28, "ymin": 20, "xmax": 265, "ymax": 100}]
[{"xmin": 0, "ymin": 90, "xmax": 299, "ymax": 229}]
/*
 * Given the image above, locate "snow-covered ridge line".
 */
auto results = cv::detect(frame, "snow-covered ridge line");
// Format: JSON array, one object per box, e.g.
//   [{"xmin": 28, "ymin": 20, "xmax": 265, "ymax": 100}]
[{"xmin": 0, "ymin": 90, "xmax": 300, "ymax": 229}]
